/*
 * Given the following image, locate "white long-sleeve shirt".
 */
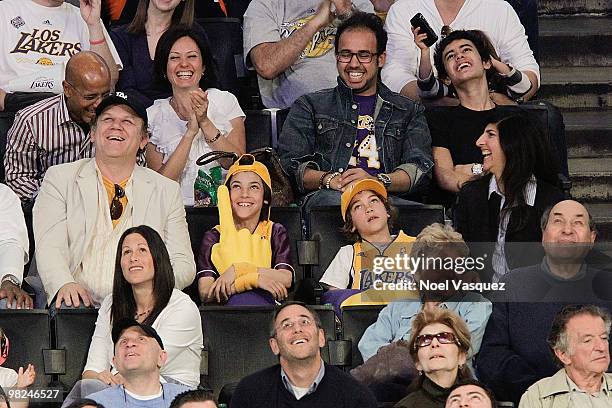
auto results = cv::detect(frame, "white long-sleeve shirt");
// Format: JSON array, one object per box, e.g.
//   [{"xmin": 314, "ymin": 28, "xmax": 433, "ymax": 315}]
[
  {"xmin": 84, "ymin": 289, "xmax": 203, "ymax": 388},
  {"xmin": 382, "ymin": 0, "xmax": 540, "ymax": 93},
  {"xmin": 0, "ymin": 184, "xmax": 29, "ymax": 283}
]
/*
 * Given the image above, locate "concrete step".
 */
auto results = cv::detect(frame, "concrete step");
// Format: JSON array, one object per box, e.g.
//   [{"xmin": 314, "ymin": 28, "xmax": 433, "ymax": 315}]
[
  {"xmin": 586, "ymin": 203, "xmax": 612, "ymax": 243},
  {"xmin": 539, "ymin": 0, "xmax": 611, "ymax": 15},
  {"xmin": 563, "ymin": 111, "xmax": 612, "ymax": 158},
  {"xmin": 569, "ymin": 158, "xmax": 612, "ymax": 202},
  {"xmin": 539, "ymin": 67, "xmax": 612, "ymax": 111},
  {"xmin": 539, "ymin": 16, "xmax": 612, "ymax": 67}
]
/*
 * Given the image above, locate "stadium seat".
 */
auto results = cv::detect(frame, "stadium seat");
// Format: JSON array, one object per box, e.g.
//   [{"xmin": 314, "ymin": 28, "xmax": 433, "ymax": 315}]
[
  {"xmin": 0, "ymin": 310, "xmax": 51, "ymax": 387},
  {"xmin": 196, "ymin": 18, "xmax": 245, "ymax": 99},
  {"xmin": 52, "ymin": 309, "xmax": 98, "ymax": 392},
  {"xmin": 244, "ymin": 108, "xmax": 289, "ymax": 151},
  {"xmin": 0, "ymin": 112, "xmax": 15, "ymax": 182},
  {"xmin": 341, "ymin": 305, "xmax": 386, "ymax": 368},
  {"xmin": 307, "ymin": 205, "xmax": 445, "ymax": 282},
  {"xmin": 199, "ymin": 305, "xmax": 336, "ymax": 395},
  {"xmin": 520, "ymin": 103, "xmax": 571, "ymax": 195}
]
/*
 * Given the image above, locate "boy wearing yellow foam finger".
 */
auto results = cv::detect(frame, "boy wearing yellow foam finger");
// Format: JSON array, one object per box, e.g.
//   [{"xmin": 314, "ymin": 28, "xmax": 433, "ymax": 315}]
[{"xmin": 196, "ymin": 155, "xmax": 294, "ymax": 305}]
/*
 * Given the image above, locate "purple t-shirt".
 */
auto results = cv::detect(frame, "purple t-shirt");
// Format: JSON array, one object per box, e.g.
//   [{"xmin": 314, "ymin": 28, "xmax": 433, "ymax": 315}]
[{"xmin": 348, "ymin": 94, "xmax": 380, "ymax": 176}]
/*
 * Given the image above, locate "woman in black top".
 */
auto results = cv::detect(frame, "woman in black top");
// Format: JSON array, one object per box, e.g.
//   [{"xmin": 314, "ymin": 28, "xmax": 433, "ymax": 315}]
[{"xmin": 454, "ymin": 112, "xmax": 564, "ymax": 282}]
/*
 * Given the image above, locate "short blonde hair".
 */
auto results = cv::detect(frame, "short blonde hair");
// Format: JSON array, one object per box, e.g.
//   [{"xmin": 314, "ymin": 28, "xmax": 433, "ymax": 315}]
[{"xmin": 410, "ymin": 223, "xmax": 469, "ymax": 259}]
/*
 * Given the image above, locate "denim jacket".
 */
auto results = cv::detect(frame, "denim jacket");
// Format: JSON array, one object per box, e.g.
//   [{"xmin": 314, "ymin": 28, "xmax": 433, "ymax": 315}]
[{"xmin": 278, "ymin": 78, "xmax": 433, "ymax": 196}]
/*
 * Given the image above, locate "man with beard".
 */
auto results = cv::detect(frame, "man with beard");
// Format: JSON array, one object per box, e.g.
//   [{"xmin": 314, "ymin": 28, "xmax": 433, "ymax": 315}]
[{"xmin": 278, "ymin": 12, "xmax": 432, "ymax": 209}]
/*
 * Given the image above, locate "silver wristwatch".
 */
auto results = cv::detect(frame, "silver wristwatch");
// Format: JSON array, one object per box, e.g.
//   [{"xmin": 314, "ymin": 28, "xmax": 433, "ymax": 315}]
[
  {"xmin": 471, "ymin": 163, "xmax": 483, "ymax": 176},
  {"xmin": 376, "ymin": 173, "xmax": 392, "ymax": 188},
  {"xmin": 1, "ymin": 274, "xmax": 20, "ymax": 287}
]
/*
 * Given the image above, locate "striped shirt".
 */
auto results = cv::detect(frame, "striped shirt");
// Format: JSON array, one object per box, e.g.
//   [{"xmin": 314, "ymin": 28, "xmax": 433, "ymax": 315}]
[
  {"xmin": 489, "ymin": 174, "xmax": 537, "ymax": 283},
  {"xmin": 4, "ymin": 94, "xmax": 94, "ymax": 202}
]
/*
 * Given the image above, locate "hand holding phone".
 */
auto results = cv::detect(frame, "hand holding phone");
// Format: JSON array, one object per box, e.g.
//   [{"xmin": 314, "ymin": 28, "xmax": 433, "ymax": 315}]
[{"xmin": 410, "ymin": 13, "xmax": 438, "ymax": 47}]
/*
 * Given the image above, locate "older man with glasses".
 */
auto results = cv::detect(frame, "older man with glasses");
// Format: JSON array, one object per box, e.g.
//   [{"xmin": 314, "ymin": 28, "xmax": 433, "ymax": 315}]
[
  {"xmin": 33, "ymin": 90, "xmax": 195, "ymax": 310},
  {"xmin": 4, "ymin": 51, "xmax": 111, "ymax": 205}
]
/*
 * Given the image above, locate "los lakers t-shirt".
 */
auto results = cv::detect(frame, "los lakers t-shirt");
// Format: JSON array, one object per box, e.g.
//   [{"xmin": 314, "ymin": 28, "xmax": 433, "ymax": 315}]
[{"xmin": 0, "ymin": 0, "xmax": 121, "ymax": 92}]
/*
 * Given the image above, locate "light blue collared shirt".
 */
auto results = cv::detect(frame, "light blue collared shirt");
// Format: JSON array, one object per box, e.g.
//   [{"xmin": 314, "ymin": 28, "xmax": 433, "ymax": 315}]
[{"xmin": 357, "ymin": 291, "xmax": 492, "ymax": 372}]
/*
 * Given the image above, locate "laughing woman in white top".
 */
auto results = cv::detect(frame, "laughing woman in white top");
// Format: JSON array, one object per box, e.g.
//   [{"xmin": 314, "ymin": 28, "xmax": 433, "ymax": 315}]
[
  {"xmin": 81, "ymin": 225, "xmax": 202, "ymax": 390},
  {"xmin": 146, "ymin": 25, "xmax": 245, "ymax": 206}
]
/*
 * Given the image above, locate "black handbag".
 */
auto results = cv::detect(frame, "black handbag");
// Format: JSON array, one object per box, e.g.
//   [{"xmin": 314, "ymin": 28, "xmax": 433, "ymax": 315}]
[{"xmin": 196, "ymin": 148, "xmax": 294, "ymax": 206}]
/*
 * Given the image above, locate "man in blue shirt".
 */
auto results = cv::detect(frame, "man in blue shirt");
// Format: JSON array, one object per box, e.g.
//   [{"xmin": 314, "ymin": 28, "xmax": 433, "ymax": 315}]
[{"xmin": 88, "ymin": 319, "xmax": 190, "ymax": 408}]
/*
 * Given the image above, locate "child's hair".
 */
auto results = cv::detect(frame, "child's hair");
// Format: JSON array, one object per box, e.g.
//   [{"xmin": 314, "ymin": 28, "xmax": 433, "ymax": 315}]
[
  {"xmin": 340, "ymin": 191, "xmax": 397, "ymax": 242},
  {"xmin": 226, "ymin": 173, "xmax": 272, "ymax": 223}
]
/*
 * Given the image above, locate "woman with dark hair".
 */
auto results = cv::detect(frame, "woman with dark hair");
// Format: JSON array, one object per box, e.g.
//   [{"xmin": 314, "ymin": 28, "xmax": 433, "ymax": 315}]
[
  {"xmin": 82, "ymin": 225, "xmax": 202, "ymax": 388},
  {"xmin": 109, "ymin": 0, "xmax": 206, "ymax": 107},
  {"xmin": 197, "ymin": 155, "xmax": 293, "ymax": 305},
  {"xmin": 455, "ymin": 112, "xmax": 564, "ymax": 282},
  {"xmin": 146, "ymin": 26, "xmax": 245, "ymax": 206},
  {"xmin": 395, "ymin": 307, "xmax": 473, "ymax": 408}
]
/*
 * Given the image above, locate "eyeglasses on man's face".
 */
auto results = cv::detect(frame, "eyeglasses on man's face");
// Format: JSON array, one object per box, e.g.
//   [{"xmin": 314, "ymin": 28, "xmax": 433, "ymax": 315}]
[
  {"xmin": 336, "ymin": 50, "xmax": 379, "ymax": 63},
  {"xmin": 66, "ymin": 81, "xmax": 110, "ymax": 103},
  {"xmin": 276, "ymin": 317, "xmax": 314, "ymax": 333}
]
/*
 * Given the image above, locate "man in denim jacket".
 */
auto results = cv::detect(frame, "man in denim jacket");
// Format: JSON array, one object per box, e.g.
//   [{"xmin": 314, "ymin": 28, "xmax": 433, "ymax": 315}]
[{"xmin": 278, "ymin": 12, "xmax": 433, "ymax": 210}]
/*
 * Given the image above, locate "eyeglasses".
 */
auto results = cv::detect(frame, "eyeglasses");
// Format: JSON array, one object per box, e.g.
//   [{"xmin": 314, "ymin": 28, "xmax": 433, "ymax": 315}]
[
  {"xmin": 276, "ymin": 317, "xmax": 313, "ymax": 332},
  {"xmin": 110, "ymin": 184, "xmax": 125, "ymax": 221},
  {"xmin": 66, "ymin": 81, "xmax": 110, "ymax": 102},
  {"xmin": 336, "ymin": 50, "xmax": 379, "ymax": 63},
  {"xmin": 414, "ymin": 331, "xmax": 460, "ymax": 350},
  {"xmin": 441, "ymin": 25, "xmax": 452, "ymax": 38}
]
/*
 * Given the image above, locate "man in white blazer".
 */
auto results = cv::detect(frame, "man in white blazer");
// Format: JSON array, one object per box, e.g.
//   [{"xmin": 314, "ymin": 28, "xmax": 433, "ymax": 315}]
[{"xmin": 33, "ymin": 91, "xmax": 195, "ymax": 308}]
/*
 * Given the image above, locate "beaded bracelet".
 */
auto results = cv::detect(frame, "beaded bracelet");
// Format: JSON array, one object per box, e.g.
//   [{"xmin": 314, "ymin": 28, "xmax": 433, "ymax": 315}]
[
  {"xmin": 205, "ymin": 130, "xmax": 222, "ymax": 143},
  {"xmin": 318, "ymin": 171, "xmax": 330, "ymax": 189}
]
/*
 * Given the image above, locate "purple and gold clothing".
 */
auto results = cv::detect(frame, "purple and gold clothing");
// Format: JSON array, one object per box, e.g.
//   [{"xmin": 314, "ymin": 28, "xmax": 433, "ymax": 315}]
[
  {"xmin": 196, "ymin": 222, "xmax": 294, "ymax": 305},
  {"xmin": 348, "ymin": 94, "xmax": 380, "ymax": 175}
]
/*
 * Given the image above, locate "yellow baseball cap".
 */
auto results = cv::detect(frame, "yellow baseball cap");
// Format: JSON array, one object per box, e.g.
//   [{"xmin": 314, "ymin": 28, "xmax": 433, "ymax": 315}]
[
  {"xmin": 341, "ymin": 178, "xmax": 388, "ymax": 221},
  {"xmin": 225, "ymin": 154, "xmax": 272, "ymax": 190}
]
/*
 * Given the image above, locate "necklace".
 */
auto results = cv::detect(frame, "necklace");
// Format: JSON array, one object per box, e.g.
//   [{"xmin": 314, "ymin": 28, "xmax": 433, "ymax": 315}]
[
  {"xmin": 170, "ymin": 97, "xmax": 190, "ymax": 121},
  {"xmin": 134, "ymin": 309, "xmax": 151, "ymax": 320}
]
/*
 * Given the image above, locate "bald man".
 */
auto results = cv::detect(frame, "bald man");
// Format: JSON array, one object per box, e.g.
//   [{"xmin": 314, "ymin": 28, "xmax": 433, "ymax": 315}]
[
  {"xmin": 0, "ymin": 0, "xmax": 121, "ymax": 113},
  {"xmin": 4, "ymin": 51, "xmax": 111, "ymax": 204},
  {"xmin": 476, "ymin": 199, "xmax": 612, "ymax": 404}
]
